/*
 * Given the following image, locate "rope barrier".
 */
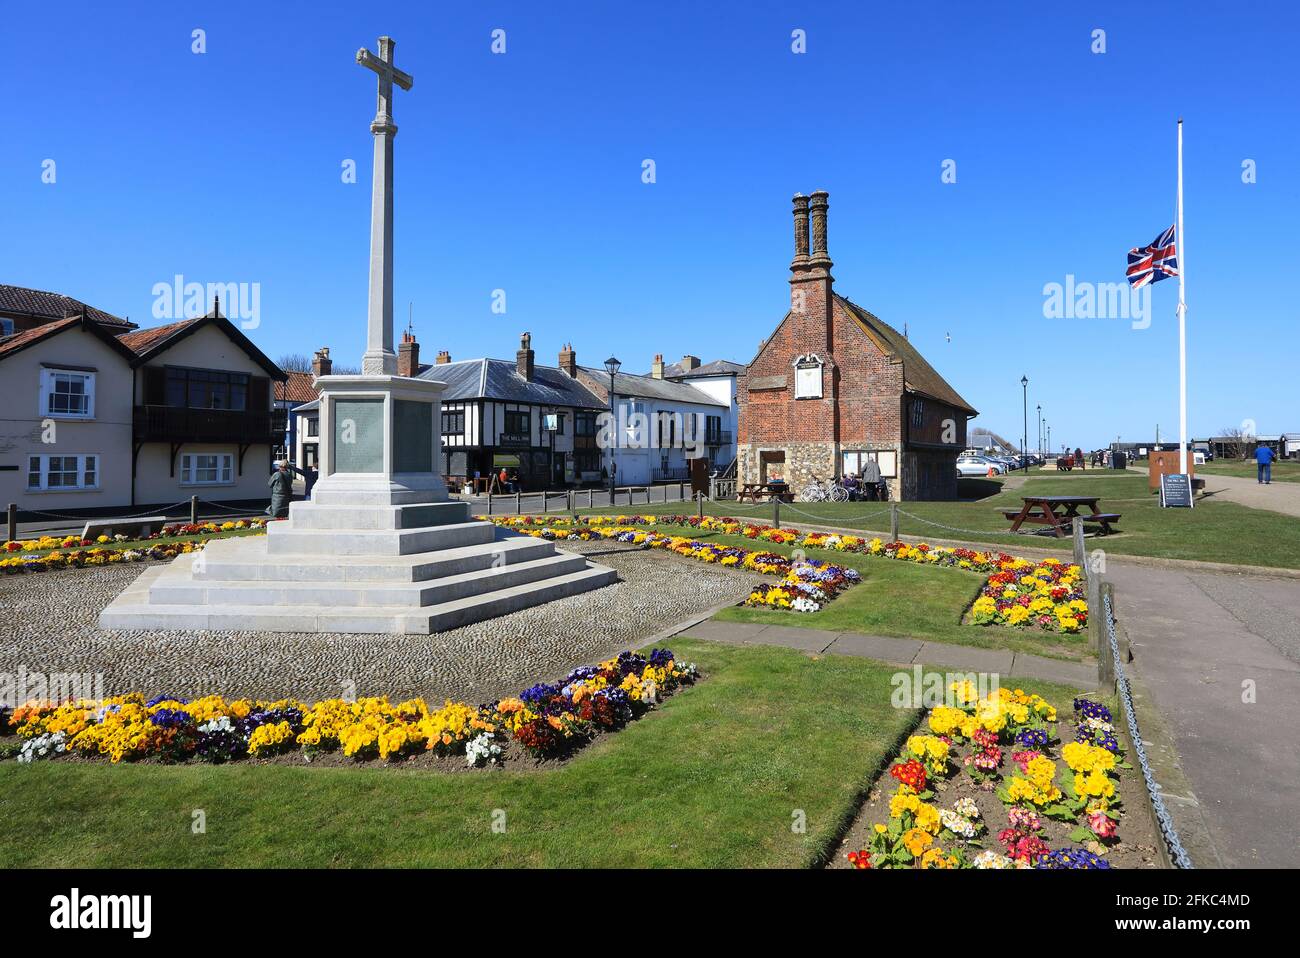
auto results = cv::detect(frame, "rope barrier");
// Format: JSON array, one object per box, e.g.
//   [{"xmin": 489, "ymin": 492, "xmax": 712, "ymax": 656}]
[
  {"xmin": 1103, "ymin": 589, "xmax": 1195, "ymax": 868},
  {"xmin": 780, "ymin": 503, "xmax": 891, "ymax": 525},
  {"xmin": 895, "ymin": 509, "xmax": 1017, "ymax": 539},
  {"xmin": 18, "ymin": 500, "xmax": 194, "ymax": 522}
]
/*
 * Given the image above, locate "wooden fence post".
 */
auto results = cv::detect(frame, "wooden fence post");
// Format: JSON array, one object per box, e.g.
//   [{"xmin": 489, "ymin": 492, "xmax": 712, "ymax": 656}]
[
  {"xmin": 889, "ymin": 502, "xmax": 899, "ymax": 542},
  {"xmin": 515, "ymin": 490, "xmax": 521, "ymax": 514},
  {"xmin": 773, "ymin": 496, "xmax": 780, "ymax": 529},
  {"xmin": 543, "ymin": 491, "xmax": 549, "ymax": 514},
  {"xmin": 190, "ymin": 495, "xmax": 199, "ymax": 525},
  {"xmin": 1097, "ymin": 581, "xmax": 1116, "ymax": 691},
  {"xmin": 6, "ymin": 503, "xmax": 15, "ymax": 545},
  {"xmin": 697, "ymin": 492, "xmax": 704, "ymax": 519},
  {"xmin": 1072, "ymin": 516, "xmax": 1086, "ymax": 568}
]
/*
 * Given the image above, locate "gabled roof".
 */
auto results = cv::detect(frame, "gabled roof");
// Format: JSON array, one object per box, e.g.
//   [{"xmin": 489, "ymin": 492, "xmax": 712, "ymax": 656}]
[
  {"xmin": 115, "ymin": 308, "xmax": 287, "ymax": 380},
  {"xmin": 837, "ymin": 296, "xmax": 977, "ymax": 415},
  {"xmin": 660, "ymin": 358, "xmax": 745, "ymax": 380},
  {"xmin": 0, "ymin": 283, "xmax": 134, "ymax": 328},
  {"xmin": 278, "ymin": 371, "xmax": 320, "ymax": 404},
  {"xmin": 578, "ymin": 366, "xmax": 728, "ymax": 407},
  {"xmin": 0, "ymin": 314, "xmax": 140, "ymax": 363},
  {"xmin": 419, "ymin": 358, "xmax": 607, "ymax": 408},
  {"xmin": 116, "ymin": 318, "xmax": 202, "ymax": 355}
]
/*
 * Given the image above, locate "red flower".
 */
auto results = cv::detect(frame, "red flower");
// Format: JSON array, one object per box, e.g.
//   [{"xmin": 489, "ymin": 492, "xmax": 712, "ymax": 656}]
[
  {"xmin": 846, "ymin": 850, "xmax": 872, "ymax": 869},
  {"xmin": 889, "ymin": 758, "xmax": 928, "ymax": 791}
]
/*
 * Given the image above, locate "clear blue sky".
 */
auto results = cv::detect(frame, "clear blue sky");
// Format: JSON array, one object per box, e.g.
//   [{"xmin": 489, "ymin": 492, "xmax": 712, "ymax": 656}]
[{"xmin": 3, "ymin": 1, "xmax": 1296, "ymax": 449}]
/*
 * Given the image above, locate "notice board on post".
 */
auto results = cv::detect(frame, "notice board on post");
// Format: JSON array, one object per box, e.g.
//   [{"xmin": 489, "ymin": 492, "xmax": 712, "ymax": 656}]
[{"xmin": 1160, "ymin": 472, "xmax": 1194, "ymax": 508}]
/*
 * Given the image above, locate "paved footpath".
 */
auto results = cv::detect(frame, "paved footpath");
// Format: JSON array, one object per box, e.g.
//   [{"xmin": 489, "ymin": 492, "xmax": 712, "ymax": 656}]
[
  {"xmin": 676, "ymin": 619, "xmax": 1099, "ymax": 689},
  {"xmin": 1197, "ymin": 471, "xmax": 1300, "ymax": 518},
  {"xmin": 1110, "ymin": 559, "xmax": 1300, "ymax": 868}
]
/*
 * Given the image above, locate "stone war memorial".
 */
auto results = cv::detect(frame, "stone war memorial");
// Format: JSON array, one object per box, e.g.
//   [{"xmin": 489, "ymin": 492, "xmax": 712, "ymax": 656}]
[{"xmin": 98, "ymin": 37, "xmax": 615, "ymax": 634}]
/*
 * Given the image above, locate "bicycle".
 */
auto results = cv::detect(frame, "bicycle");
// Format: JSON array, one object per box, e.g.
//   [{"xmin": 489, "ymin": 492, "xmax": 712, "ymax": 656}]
[{"xmin": 799, "ymin": 475, "xmax": 850, "ymax": 503}]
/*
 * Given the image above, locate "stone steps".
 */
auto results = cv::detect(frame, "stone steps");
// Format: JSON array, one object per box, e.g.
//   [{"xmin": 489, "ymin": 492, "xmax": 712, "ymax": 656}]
[
  {"xmin": 100, "ymin": 561, "xmax": 617, "ymax": 634},
  {"xmin": 151, "ymin": 551, "xmax": 588, "ymax": 608},
  {"xmin": 97, "ymin": 493, "xmax": 616, "ymax": 634},
  {"xmin": 286, "ymin": 499, "xmax": 471, "ymax": 531},
  {"xmin": 264, "ymin": 519, "xmax": 496, "ymax": 556},
  {"xmin": 192, "ymin": 533, "xmax": 555, "ymax": 583}
]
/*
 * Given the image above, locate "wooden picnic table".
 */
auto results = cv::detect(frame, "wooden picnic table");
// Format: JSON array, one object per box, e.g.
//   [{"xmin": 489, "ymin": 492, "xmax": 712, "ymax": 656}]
[
  {"xmin": 737, "ymin": 482, "xmax": 794, "ymax": 503},
  {"xmin": 1000, "ymin": 495, "xmax": 1122, "ymax": 537}
]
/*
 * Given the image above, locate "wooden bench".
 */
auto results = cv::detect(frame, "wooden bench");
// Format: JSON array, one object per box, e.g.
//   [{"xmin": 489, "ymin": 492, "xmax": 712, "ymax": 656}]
[{"xmin": 1079, "ymin": 512, "xmax": 1122, "ymax": 535}]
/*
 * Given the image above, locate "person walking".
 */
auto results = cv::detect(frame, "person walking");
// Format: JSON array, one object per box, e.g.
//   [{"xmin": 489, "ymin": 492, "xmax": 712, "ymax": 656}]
[
  {"xmin": 1074, "ymin": 447, "xmax": 1085, "ymax": 471},
  {"xmin": 266, "ymin": 460, "xmax": 294, "ymax": 519},
  {"xmin": 1255, "ymin": 441, "xmax": 1276, "ymax": 484}
]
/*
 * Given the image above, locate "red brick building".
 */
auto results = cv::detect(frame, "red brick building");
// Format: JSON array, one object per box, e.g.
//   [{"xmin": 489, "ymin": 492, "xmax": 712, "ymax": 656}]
[{"xmin": 737, "ymin": 191, "xmax": 977, "ymax": 501}]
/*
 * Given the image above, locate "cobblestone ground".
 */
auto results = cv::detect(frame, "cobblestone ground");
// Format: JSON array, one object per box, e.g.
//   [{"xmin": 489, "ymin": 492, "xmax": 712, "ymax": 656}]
[{"xmin": 0, "ymin": 541, "xmax": 752, "ymax": 704}]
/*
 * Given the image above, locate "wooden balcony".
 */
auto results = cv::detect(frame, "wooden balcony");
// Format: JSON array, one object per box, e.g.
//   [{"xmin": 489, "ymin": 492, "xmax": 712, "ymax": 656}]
[{"xmin": 134, "ymin": 405, "xmax": 286, "ymax": 444}]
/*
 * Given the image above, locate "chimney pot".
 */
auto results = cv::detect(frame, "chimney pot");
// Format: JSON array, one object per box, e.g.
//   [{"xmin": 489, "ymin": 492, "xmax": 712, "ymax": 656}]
[
  {"xmin": 311, "ymin": 347, "xmax": 333, "ymax": 378},
  {"xmin": 791, "ymin": 193, "xmax": 811, "ymax": 271},
  {"xmin": 807, "ymin": 190, "xmax": 832, "ymax": 268},
  {"xmin": 398, "ymin": 329, "xmax": 420, "ymax": 377},
  {"xmin": 651, "ymin": 354, "xmax": 665, "ymax": 379},
  {"xmin": 558, "ymin": 342, "xmax": 577, "ymax": 377},
  {"xmin": 517, "ymin": 331, "xmax": 535, "ymax": 381},
  {"xmin": 435, "ymin": 350, "xmax": 451, "ymax": 365}
]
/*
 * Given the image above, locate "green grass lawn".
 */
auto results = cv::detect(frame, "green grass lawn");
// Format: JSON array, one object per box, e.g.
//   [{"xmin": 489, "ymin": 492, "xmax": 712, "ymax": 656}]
[
  {"xmin": 584, "ymin": 472, "xmax": 1300, "ymax": 570},
  {"xmin": 1197, "ymin": 459, "xmax": 1300, "ymax": 483},
  {"xmin": 653, "ymin": 528, "xmax": 1089, "ymax": 661},
  {"xmin": 0, "ymin": 640, "xmax": 1090, "ymax": 869}
]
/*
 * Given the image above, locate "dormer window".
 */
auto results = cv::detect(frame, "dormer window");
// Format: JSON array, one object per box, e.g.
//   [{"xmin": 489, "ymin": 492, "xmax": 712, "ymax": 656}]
[{"xmin": 793, "ymin": 354, "xmax": 823, "ymax": 399}]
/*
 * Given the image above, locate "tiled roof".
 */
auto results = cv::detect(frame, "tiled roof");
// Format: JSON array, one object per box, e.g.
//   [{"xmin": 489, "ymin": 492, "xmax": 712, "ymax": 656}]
[
  {"xmin": 0, "ymin": 316, "xmax": 81, "ymax": 359},
  {"xmin": 579, "ymin": 366, "xmax": 728, "ymax": 407},
  {"xmin": 837, "ymin": 296, "xmax": 978, "ymax": 415},
  {"xmin": 660, "ymin": 358, "xmax": 745, "ymax": 379},
  {"xmin": 115, "ymin": 318, "xmax": 202, "ymax": 355},
  {"xmin": 0, "ymin": 283, "xmax": 133, "ymax": 328},
  {"xmin": 420, "ymin": 358, "xmax": 608, "ymax": 408},
  {"xmin": 278, "ymin": 371, "xmax": 320, "ymax": 403}
]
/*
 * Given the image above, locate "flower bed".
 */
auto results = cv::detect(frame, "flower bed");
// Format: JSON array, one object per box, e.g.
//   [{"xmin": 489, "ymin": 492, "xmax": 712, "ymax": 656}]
[
  {"xmin": 0, "ymin": 519, "xmax": 267, "ymax": 575},
  {"xmin": 488, "ymin": 514, "xmax": 1086, "ymax": 632},
  {"xmin": 486, "ymin": 516, "xmax": 860, "ymax": 612},
  {"xmin": 843, "ymin": 686, "xmax": 1133, "ymax": 869},
  {"xmin": 0, "ymin": 648, "xmax": 698, "ymax": 768}
]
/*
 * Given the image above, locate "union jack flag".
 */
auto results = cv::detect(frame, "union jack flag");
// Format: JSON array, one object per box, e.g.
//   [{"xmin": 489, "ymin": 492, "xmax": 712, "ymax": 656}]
[{"xmin": 1126, "ymin": 225, "xmax": 1178, "ymax": 288}]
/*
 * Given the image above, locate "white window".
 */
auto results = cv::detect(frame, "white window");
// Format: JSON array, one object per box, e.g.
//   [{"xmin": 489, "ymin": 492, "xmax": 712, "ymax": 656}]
[
  {"xmin": 39, "ymin": 368, "xmax": 95, "ymax": 419},
  {"xmin": 26, "ymin": 454, "xmax": 99, "ymax": 491},
  {"xmin": 793, "ymin": 354, "xmax": 823, "ymax": 399},
  {"xmin": 180, "ymin": 453, "xmax": 234, "ymax": 485}
]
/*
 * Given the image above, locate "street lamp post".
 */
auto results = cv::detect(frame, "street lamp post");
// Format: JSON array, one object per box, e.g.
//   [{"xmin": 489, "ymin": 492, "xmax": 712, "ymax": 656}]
[
  {"xmin": 604, "ymin": 355, "xmax": 621, "ymax": 501},
  {"xmin": 1020, "ymin": 375, "xmax": 1029, "ymax": 470},
  {"xmin": 1047, "ymin": 424, "xmax": 1052, "ymax": 456},
  {"xmin": 1036, "ymin": 404, "xmax": 1042, "ymax": 459}
]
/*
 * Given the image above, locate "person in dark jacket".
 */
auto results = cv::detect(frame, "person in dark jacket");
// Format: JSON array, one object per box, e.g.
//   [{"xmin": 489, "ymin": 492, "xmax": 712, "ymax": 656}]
[{"xmin": 267, "ymin": 461, "xmax": 294, "ymax": 518}]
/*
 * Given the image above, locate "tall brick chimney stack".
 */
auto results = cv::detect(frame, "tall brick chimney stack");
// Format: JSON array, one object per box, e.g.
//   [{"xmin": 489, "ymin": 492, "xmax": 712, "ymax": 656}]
[
  {"xmin": 398, "ymin": 328, "xmax": 420, "ymax": 377},
  {"xmin": 789, "ymin": 190, "xmax": 834, "ymax": 352},
  {"xmin": 558, "ymin": 343, "xmax": 577, "ymax": 377},
  {"xmin": 517, "ymin": 332, "xmax": 534, "ymax": 381},
  {"xmin": 651, "ymin": 354, "xmax": 664, "ymax": 379},
  {"xmin": 680, "ymin": 354, "xmax": 700, "ymax": 372},
  {"xmin": 435, "ymin": 350, "xmax": 451, "ymax": 365},
  {"xmin": 311, "ymin": 347, "xmax": 332, "ymax": 378}
]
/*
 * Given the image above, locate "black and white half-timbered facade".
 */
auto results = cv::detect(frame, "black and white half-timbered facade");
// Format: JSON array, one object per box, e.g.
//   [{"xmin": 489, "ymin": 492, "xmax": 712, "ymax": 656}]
[{"xmin": 417, "ymin": 334, "xmax": 608, "ymax": 490}]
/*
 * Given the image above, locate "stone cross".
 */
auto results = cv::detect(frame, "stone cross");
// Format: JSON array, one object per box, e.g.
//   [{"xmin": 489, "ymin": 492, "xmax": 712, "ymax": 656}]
[{"xmin": 356, "ymin": 37, "xmax": 413, "ymax": 376}]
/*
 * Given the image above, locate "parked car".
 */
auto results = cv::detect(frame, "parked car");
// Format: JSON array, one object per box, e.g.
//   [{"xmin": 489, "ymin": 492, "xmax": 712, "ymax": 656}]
[{"xmin": 956, "ymin": 455, "xmax": 1007, "ymax": 477}]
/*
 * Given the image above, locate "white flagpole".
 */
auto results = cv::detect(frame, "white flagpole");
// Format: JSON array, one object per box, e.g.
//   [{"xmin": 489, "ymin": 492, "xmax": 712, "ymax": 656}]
[{"xmin": 1177, "ymin": 118, "xmax": 1188, "ymax": 476}]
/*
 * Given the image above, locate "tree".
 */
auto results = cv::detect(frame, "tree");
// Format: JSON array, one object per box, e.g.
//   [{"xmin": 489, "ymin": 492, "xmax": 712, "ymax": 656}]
[
  {"xmin": 278, "ymin": 353, "xmax": 311, "ymax": 373},
  {"xmin": 1217, "ymin": 426, "xmax": 1248, "ymax": 460}
]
